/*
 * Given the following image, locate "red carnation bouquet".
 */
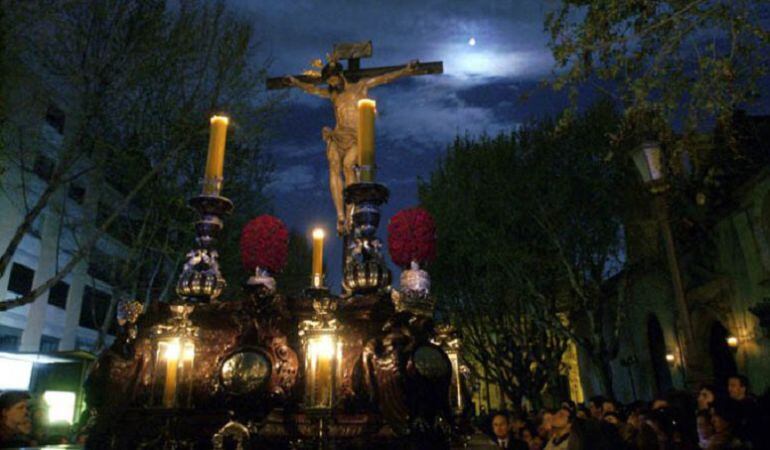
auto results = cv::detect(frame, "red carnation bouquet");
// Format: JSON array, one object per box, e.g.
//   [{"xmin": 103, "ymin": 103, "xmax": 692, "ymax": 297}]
[
  {"xmin": 240, "ymin": 215, "xmax": 289, "ymax": 275},
  {"xmin": 387, "ymin": 207, "xmax": 437, "ymax": 269}
]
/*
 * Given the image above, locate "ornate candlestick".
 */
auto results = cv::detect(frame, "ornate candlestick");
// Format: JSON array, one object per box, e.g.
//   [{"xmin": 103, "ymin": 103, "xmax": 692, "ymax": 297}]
[
  {"xmin": 176, "ymin": 194, "xmax": 234, "ymax": 302},
  {"xmin": 342, "ymin": 182, "xmax": 391, "ymax": 294},
  {"xmin": 176, "ymin": 114, "xmax": 234, "ymax": 303}
]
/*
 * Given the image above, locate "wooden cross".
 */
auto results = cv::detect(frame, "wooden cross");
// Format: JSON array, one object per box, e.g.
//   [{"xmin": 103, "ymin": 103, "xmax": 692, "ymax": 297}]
[{"xmin": 266, "ymin": 40, "xmax": 443, "ymax": 90}]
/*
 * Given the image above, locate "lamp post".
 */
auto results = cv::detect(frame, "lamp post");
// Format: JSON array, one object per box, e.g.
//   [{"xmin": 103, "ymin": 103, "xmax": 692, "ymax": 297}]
[{"xmin": 632, "ymin": 141, "xmax": 696, "ymax": 384}]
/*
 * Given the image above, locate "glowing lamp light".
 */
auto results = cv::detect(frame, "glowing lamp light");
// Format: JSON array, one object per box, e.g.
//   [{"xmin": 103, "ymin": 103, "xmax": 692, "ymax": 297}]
[
  {"xmin": 304, "ymin": 327, "xmax": 342, "ymax": 411},
  {"xmin": 665, "ymin": 353, "xmax": 676, "ymax": 364},
  {"xmin": 0, "ymin": 357, "xmax": 33, "ymax": 390},
  {"xmin": 150, "ymin": 306, "xmax": 198, "ymax": 409},
  {"xmin": 726, "ymin": 336, "xmax": 739, "ymax": 348},
  {"xmin": 43, "ymin": 391, "xmax": 76, "ymax": 424}
]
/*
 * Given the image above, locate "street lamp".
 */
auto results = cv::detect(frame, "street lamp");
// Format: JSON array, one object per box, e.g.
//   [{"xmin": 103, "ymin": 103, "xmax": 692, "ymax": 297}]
[
  {"xmin": 632, "ymin": 141, "xmax": 667, "ymax": 191},
  {"xmin": 632, "ymin": 141, "xmax": 697, "ymax": 384},
  {"xmin": 150, "ymin": 305, "xmax": 198, "ymax": 409}
]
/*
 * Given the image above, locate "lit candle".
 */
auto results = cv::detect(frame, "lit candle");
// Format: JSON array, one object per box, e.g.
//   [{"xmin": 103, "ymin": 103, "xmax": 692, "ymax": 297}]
[
  {"xmin": 310, "ymin": 335, "xmax": 334, "ymax": 408},
  {"xmin": 162, "ymin": 339, "xmax": 180, "ymax": 408},
  {"xmin": 357, "ymin": 99, "xmax": 376, "ymax": 182},
  {"xmin": 311, "ymin": 228, "xmax": 325, "ymax": 287},
  {"xmin": 203, "ymin": 115, "xmax": 229, "ymax": 195}
]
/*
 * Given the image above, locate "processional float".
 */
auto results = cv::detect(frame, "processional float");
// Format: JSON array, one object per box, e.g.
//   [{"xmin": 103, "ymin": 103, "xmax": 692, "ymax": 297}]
[{"xmin": 83, "ymin": 42, "xmax": 470, "ymax": 450}]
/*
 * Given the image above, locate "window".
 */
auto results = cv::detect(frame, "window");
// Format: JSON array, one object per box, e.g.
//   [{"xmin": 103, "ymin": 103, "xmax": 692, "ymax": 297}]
[
  {"xmin": 45, "ymin": 104, "xmax": 65, "ymax": 134},
  {"xmin": 40, "ymin": 334, "xmax": 60, "ymax": 352},
  {"xmin": 33, "ymin": 154, "xmax": 55, "ymax": 181},
  {"xmin": 0, "ymin": 325, "xmax": 22, "ymax": 352},
  {"xmin": 7, "ymin": 263, "xmax": 34, "ymax": 297},
  {"xmin": 79, "ymin": 286, "xmax": 115, "ymax": 334},
  {"xmin": 47, "ymin": 281, "xmax": 69, "ymax": 309}
]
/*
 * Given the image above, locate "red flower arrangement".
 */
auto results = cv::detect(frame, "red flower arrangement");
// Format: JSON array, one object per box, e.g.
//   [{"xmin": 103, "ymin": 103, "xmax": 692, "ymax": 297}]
[
  {"xmin": 240, "ymin": 215, "xmax": 289, "ymax": 274},
  {"xmin": 387, "ymin": 207, "xmax": 437, "ymax": 269}
]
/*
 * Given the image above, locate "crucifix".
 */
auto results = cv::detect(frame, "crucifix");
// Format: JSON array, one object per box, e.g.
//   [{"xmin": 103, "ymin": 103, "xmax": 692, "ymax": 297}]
[{"xmin": 267, "ymin": 41, "xmax": 442, "ymax": 235}]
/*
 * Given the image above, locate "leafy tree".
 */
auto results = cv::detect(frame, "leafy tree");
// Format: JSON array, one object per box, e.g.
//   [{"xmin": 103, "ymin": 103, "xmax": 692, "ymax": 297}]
[
  {"xmin": 0, "ymin": 0, "xmax": 276, "ymax": 335},
  {"xmin": 421, "ymin": 101, "xmax": 633, "ymax": 402},
  {"xmin": 546, "ymin": 0, "xmax": 770, "ymax": 178},
  {"xmin": 275, "ymin": 230, "xmax": 314, "ymax": 298}
]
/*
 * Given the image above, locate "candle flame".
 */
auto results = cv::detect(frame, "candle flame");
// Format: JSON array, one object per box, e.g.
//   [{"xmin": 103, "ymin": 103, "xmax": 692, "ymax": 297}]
[
  {"xmin": 309, "ymin": 335, "xmax": 335, "ymax": 360},
  {"xmin": 357, "ymin": 99, "xmax": 376, "ymax": 113},
  {"xmin": 210, "ymin": 115, "xmax": 229, "ymax": 125},
  {"xmin": 312, "ymin": 228, "xmax": 325, "ymax": 239},
  {"xmin": 163, "ymin": 339, "xmax": 180, "ymax": 360}
]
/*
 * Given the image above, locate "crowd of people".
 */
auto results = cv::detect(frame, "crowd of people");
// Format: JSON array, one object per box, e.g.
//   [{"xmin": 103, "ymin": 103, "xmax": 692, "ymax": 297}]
[
  {"xmin": 3, "ymin": 374, "xmax": 770, "ymax": 449},
  {"xmin": 474, "ymin": 374, "xmax": 770, "ymax": 449}
]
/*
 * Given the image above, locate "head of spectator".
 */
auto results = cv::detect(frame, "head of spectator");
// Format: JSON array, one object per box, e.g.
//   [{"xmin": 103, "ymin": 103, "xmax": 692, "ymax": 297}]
[
  {"xmin": 552, "ymin": 406, "xmax": 573, "ymax": 431},
  {"xmin": 536, "ymin": 409, "xmax": 553, "ymax": 440},
  {"xmin": 528, "ymin": 435, "xmax": 543, "ymax": 450},
  {"xmin": 575, "ymin": 404, "xmax": 589, "ymax": 420},
  {"xmin": 651, "ymin": 395, "xmax": 669, "ymax": 411},
  {"xmin": 697, "ymin": 384, "xmax": 718, "ymax": 411},
  {"xmin": 601, "ymin": 399, "xmax": 619, "ymax": 415},
  {"xmin": 491, "ymin": 411, "xmax": 512, "ymax": 441},
  {"xmin": 519, "ymin": 424, "xmax": 535, "ymax": 443},
  {"xmin": 588, "ymin": 395, "xmax": 606, "ymax": 420},
  {"xmin": 0, "ymin": 391, "xmax": 32, "ymax": 442},
  {"xmin": 644, "ymin": 408, "xmax": 675, "ymax": 445},
  {"xmin": 625, "ymin": 401, "xmax": 648, "ymax": 430},
  {"xmin": 603, "ymin": 411, "xmax": 622, "ymax": 427},
  {"xmin": 727, "ymin": 374, "xmax": 749, "ymax": 402},
  {"xmin": 710, "ymin": 398, "xmax": 739, "ymax": 435},
  {"xmin": 509, "ymin": 411, "xmax": 526, "ymax": 436}
]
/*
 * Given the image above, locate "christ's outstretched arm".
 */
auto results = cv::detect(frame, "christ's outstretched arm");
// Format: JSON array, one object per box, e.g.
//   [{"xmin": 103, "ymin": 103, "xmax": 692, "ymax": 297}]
[
  {"xmin": 285, "ymin": 76, "xmax": 330, "ymax": 98},
  {"xmin": 364, "ymin": 60, "xmax": 419, "ymax": 89}
]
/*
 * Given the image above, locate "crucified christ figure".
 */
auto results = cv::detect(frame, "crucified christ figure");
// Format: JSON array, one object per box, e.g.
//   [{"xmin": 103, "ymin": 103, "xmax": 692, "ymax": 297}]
[{"xmin": 284, "ymin": 60, "xmax": 418, "ymax": 234}]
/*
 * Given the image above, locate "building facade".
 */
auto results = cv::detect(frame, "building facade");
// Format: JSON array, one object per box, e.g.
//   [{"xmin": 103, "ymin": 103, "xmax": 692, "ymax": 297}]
[{"xmin": 0, "ymin": 96, "xmax": 119, "ymax": 356}]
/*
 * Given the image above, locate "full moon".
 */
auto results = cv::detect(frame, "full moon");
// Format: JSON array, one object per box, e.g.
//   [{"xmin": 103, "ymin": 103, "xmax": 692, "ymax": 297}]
[{"xmin": 468, "ymin": 37, "xmax": 476, "ymax": 46}]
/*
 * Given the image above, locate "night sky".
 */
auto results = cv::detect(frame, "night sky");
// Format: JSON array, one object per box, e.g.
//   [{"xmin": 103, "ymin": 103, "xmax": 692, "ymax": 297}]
[{"xmin": 234, "ymin": 1, "xmax": 572, "ymax": 290}]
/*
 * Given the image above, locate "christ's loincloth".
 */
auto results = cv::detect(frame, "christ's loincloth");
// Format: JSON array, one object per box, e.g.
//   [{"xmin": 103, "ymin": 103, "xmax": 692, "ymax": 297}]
[{"xmin": 322, "ymin": 126, "xmax": 356, "ymax": 156}]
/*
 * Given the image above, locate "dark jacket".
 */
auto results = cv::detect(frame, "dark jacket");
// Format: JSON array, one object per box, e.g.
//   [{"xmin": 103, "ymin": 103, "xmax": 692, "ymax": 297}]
[{"xmin": 489, "ymin": 433, "xmax": 528, "ymax": 450}]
